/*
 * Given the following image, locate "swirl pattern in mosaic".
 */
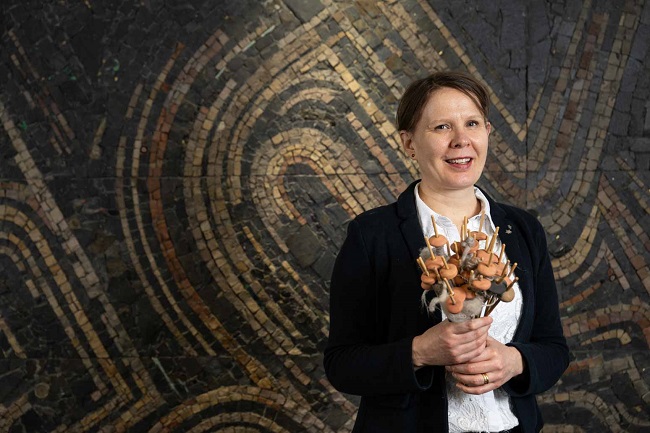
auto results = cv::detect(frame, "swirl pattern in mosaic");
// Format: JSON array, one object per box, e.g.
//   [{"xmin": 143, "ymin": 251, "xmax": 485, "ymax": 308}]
[{"xmin": 1, "ymin": 0, "xmax": 649, "ymax": 431}]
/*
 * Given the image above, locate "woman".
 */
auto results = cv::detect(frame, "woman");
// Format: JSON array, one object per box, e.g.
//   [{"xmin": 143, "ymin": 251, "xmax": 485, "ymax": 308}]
[{"xmin": 324, "ymin": 71, "xmax": 569, "ymax": 433}]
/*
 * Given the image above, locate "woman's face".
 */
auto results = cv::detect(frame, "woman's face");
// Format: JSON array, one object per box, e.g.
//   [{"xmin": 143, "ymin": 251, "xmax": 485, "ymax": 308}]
[{"xmin": 400, "ymin": 87, "xmax": 491, "ymax": 194}]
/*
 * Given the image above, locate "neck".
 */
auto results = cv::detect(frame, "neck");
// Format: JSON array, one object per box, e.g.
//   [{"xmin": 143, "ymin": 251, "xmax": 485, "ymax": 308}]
[{"xmin": 418, "ymin": 183, "xmax": 481, "ymax": 230}]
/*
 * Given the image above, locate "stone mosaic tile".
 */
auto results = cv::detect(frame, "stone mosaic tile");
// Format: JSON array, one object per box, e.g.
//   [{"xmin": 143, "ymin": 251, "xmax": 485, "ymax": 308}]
[{"xmin": 1, "ymin": 0, "xmax": 649, "ymax": 431}]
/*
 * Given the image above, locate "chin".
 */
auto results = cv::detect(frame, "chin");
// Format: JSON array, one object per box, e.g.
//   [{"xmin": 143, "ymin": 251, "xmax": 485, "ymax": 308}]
[
  {"xmin": 447, "ymin": 177, "xmax": 481, "ymax": 190},
  {"xmin": 422, "ymin": 171, "xmax": 482, "ymax": 191}
]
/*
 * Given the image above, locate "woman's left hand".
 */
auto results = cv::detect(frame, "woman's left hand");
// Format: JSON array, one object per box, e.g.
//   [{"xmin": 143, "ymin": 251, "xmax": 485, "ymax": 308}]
[{"xmin": 446, "ymin": 336, "xmax": 524, "ymax": 395}]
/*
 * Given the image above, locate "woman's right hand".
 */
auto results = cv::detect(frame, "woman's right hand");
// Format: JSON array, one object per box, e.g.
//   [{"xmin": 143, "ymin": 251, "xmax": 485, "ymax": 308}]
[{"xmin": 411, "ymin": 317, "xmax": 492, "ymax": 367}]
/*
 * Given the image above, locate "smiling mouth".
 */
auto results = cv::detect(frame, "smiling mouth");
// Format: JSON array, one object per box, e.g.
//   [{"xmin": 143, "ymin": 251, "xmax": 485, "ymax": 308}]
[{"xmin": 446, "ymin": 158, "xmax": 472, "ymax": 164}]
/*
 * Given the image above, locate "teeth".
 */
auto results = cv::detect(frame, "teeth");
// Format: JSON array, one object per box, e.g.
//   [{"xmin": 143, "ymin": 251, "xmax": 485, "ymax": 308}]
[{"xmin": 447, "ymin": 158, "xmax": 471, "ymax": 164}]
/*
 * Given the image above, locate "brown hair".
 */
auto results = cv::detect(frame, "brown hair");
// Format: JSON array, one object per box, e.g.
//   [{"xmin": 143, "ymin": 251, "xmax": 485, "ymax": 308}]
[{"xmin": 396, "ymin": 71, "xmax": 490, "ymax": 132}]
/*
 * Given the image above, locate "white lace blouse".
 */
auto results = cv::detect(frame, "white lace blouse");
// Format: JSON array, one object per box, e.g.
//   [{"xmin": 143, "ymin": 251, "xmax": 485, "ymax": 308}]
[{"xmin": 415, "ymin": 183, "xmax": 523, "ymax": 432}]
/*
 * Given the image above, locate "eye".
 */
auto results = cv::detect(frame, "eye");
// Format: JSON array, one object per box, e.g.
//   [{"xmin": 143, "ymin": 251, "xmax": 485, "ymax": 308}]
[
  {"xmin": 434, "ymin": 124, "xmax": 450, "ymax": 130},
  {"xmin": 467, "ymin": 120, "xmax": 480, "ymax": 127}
]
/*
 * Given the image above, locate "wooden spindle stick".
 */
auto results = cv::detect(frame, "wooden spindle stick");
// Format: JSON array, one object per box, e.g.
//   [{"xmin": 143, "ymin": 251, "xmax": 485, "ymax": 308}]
[
  {"xmin": 431, "ymin": 215, "xmax": 439, "ymax": 238},
  {"xmin": 462, "ymin": 216, "xmax": 468, "ymax": 241},
  {"xmin": 498, "ymin": 244, "xmax": 506, "ymax": 263},
  {"xmin": 487, "ymin": 227, "xmax": 500, "ymax": 253},
  {"xmin": 501, "ymin": 260, "xmax": 511, "ymax": 278},
  {"xmin": 444, "ymin": 279, "xmax": 456, "ymax": 304},
  {"xmin": 424, "ymin": 236, "xmax": 435, "ymax": 259},
  {"xmin": 508, "ymin": 263, "xmax": 518, "ymax": 279},
  {"xmin": 417, "ymin": 257, "xmax": 430, "ymax": 276},
  {"xmin": 485, "ymin": 299, "xmax": 500, "ymax": 317}
]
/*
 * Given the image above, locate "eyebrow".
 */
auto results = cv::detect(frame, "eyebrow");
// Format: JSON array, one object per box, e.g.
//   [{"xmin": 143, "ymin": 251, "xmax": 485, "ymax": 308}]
[{"xmin": 425, "ymin": 115, "xmax": 484, "ymax": 126}]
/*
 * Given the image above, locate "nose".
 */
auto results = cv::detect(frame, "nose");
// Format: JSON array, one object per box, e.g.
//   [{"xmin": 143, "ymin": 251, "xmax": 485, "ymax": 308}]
[{"xmin": 452, "ymin": 130, "xmax": 470, "ymax": 148}]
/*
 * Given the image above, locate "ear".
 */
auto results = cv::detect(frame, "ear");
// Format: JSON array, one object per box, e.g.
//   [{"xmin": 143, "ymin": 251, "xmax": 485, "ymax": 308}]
[
  {"xmin": 486, "ymin": 121, "xmax": 492, "ymax": 135},
  {"xmin": 400, "ymin": 130, "xmax": 414, "ymax": 154}
]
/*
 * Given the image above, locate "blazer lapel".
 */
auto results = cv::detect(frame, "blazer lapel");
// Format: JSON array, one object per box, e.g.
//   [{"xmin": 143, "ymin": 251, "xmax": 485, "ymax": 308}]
[
  {"xmin": 397, "ymin": 181, "xmax": 441, "ymax": 328},
  {"xmin": 397, "ymin": 181, "xmax": 426, "ymax": 261}
]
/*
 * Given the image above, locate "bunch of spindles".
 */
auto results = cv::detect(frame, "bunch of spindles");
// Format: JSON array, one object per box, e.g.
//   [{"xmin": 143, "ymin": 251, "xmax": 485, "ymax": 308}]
[{"xmin": 417, "ymin": 213, "xmax": 518, "ymax": 319}]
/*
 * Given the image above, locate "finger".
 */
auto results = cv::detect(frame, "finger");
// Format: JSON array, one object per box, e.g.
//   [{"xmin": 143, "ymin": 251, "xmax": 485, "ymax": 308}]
[
  {"xmin": 448, "ymin": 325, "xmax": 491, "ymax": 345},
  {"xmin": 454, "ymin": 371, "xmax": 501, "ymax": 391},
  {"xmin": 443, "ymin": 341, "xmax": 488, "ymax": 359},
  {"xmin": 469, "ymin": 316, "xmax": 493, "ymax": 329},
  {"xmin": 446, "ymin": 344, "xmax": 490, "ymax": 365},
  {"xmin": 447, "ymin": 359, "xmax": 492, "ymax": 375},
  {"xmin": 454, "ymin": 317, "xmax": 492, "ymax": 334},
  {"xmin": 451, "ymin": 329, "xmax": 490, "ymax": 348},
  {"xmin": 455, "ymin": 381, "xmax": 494, "ymax": 395},
  {"xmin": 449, "ymin": 372, "xmax": 479, "ymax": 386},
  {"xmin": 445, "ymin": 317, "xmax": 489, "ymax": 334}
]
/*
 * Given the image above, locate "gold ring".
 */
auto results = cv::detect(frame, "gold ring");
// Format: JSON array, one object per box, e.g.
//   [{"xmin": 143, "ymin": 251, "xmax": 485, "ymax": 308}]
[{"xmin": 482, "ymin": 373, "xmax": 489, "ymax": 385}]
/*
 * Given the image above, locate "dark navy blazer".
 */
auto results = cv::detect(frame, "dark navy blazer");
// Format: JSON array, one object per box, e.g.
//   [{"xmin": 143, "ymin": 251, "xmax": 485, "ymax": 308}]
[{"xmin": 324, "ymin": 180, "xmax": 570, "ymax": 433}]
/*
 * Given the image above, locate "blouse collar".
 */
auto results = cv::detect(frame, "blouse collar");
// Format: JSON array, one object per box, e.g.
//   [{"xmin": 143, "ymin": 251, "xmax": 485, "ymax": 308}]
[{"xmin": 414, "ymin": 182, "xmax": 497, "ymax": 239}]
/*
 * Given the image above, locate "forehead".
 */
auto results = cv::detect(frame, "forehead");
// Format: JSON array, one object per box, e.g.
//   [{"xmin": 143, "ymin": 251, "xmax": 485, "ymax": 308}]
[{"xmin": 421, "ymin": 87, "xmax": 484, "ymax": 118}]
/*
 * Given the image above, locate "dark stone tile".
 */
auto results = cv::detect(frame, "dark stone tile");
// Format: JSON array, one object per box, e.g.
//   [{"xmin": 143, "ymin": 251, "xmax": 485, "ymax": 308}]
[
  {"xmin": 285, "ymin": 0, "xmax": 325, "ymax": 23},
  {"xmin": 0, "ymin": 0, "xmax": 649, "ymax": 431}
]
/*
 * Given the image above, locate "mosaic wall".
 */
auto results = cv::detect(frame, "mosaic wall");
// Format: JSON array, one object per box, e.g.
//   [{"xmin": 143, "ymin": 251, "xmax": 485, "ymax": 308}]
[{"xmin": 1, "ymin": 0, "xmax": 649, "ymax": 431}]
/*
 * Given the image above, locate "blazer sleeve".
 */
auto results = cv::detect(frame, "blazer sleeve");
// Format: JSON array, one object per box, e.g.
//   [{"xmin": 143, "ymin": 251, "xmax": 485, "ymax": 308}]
[
  {"xmin": 503, "ymin": 217, "xmax": 570, "ymax": 397},
  {"xmin": 323, "ymin": 219, "xmax": 434, "ymax": 396}
]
